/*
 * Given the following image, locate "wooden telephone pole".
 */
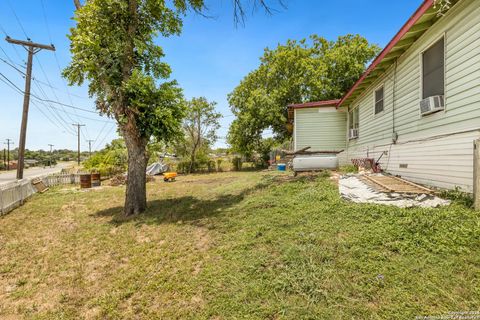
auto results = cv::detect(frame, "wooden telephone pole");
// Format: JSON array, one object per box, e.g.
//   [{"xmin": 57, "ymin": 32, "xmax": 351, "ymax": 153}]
[
  {"xmin": 4, "ymin": 139, "xmax": 13, "ymax": 171},
  {"xmin": 72, "ymin": 123, "xmax": 85, "ymax": 165},
  {"xmin": 6, "ymin": 37, "xmax": 55, "ymax": 179},
  {"xmin": 86, "ymin": 140, "xmax": 95, "ymax": 157},
  {"xmin": 48, "ymin": 144, "xmax": 54, "ymax": 168}
]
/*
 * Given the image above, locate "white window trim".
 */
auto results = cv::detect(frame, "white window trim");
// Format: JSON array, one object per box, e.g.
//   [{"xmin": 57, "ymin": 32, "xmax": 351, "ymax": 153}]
[
  {"xmin": 373, "ymin": 83, "xmax": 385, "ymax": 117},
  {"xmin": 348, "ymin": 106, "xmax": 359, "ymax": 140},
  {"xmin": 418, "ymin": 32, "xmax": 447, "ymax": 118}
]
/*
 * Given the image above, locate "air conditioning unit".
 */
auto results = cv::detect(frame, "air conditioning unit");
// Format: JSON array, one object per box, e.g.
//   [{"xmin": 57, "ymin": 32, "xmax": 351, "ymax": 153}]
[
  {"xmin": 349, "ymin": 128, "xmax": 359, "ymax": 139},
  {"xmin": 420, "ymin": 95, "xmax": 444, "ymax": 115}
]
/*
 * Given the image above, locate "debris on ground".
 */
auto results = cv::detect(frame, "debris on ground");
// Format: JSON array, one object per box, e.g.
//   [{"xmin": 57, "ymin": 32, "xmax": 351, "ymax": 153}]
[
  {"xmin": 339, "ymin": 174, "xmax": 450, "ymax": 208},
  {"xmin": 146, "ymin": 162, "xmax": 169, "ymax": 176},
  {"xmin": 109, "ymin": 174, "xmax": 127, "ymax": 186},
  {"xmin": 108, "ymin": 174, "xmax": 155, "ymax": 186}
]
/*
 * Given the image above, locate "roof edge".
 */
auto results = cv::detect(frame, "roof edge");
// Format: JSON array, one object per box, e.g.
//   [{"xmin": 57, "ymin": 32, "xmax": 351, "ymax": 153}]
[
  {"xmin": 337, "ymin": 0, "xmax": 435, "ymax": 108},
  {"xmin": 288, "ymin": 99, "xmax": 341, "ymax": 109}
]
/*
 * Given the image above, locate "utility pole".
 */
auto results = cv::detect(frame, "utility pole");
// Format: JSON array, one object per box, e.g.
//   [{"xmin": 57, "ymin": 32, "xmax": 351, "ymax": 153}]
[
  {"xmin": 6, "ymin": 37, "xmax": 55, "ymax": 179},
  {"xmin": 72, "ymin": 123, "xmax": 85, "ymax": 165},
  {"xmin": 86, "ymin": 140, "xmax": 95, "ymax": 157},
  {"xmin": 48, "ymin": 144, "xmax": 54, "ymax": 168},
  {"xmin": 4, "ymin": 139, "xmax": 13, "ymax": 171}
]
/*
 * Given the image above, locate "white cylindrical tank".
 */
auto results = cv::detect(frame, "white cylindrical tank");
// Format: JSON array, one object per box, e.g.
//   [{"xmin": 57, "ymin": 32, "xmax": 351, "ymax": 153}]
[{"xmin": 293, "ymin": 154, "xmax": 338, "ymax": 172}]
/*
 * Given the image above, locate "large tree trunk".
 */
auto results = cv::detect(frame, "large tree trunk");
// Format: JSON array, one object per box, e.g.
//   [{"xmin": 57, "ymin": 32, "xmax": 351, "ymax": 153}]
[{"xmin": 123, "ymin": 127, "xmax": 148, "ymax": 216}]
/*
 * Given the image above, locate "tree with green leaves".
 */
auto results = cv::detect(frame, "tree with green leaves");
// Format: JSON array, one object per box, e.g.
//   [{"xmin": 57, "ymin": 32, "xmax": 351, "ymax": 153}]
[
  {"xmin": 83, "ymin": 138, "xmax": 128, "ymax": 177},
  {"xmin": 227, "ymin": 34, "xmax": 380, "ymax": 155},
  {"xmin": 177, "ymin": 97, "xmax": 221, "ymax": 173},
  {"xmin": 65, "ymin": 0, "xmax": 284, "ymax": 215},
  {"xmin": 64, "ymin": 0, "xmax": 203, "ymax": 215}
]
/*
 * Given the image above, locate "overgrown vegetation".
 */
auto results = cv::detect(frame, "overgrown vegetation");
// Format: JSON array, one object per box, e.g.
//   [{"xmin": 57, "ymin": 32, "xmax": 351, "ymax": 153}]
[
  {"xmin": 438, "ymin": 186, "xmax": 474, "ymax": 208},
  {"xmin": 1, "ymin": 171, "xmax": 478, "ymax": 318},
  {"xmin": 83, "ymin": 139, "xmax": 128, "ymax": 177}
]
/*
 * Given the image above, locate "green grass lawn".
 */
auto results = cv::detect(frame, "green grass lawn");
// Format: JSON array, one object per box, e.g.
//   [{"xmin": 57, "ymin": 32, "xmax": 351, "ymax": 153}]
[{"xmin": 0, "ymin": 171, "xmax": 479, "ymax": 319}]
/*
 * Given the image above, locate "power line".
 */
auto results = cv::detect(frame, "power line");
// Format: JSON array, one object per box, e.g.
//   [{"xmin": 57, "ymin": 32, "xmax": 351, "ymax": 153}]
[
  {"xmin": 0, "ymin": 70, "xmax": 100, "ymax": 136},
  {"xmin": 0, "ymin": 55, "xmax": 89, "ymax": 100},
  {"xmin": 31, "ymin": 100, "xmax": 75, "ymax": 135},
  {"xmin": 4, "ymin": 0, "xmax": 91, "ymax": 139},
  {"xmin": 39, "ymin": 0, "xmax": 53, "ymax": 43},
  {"xmin": 0, "ymin": 22, "xmax": 8, "ymax": 37},
  {"xmin": 96, "ymin": 124, "xmax": 117, "ymax": 150},
  {"xmin": 1, "ymin": 70, "xmax": 113, "ymax": 130},
  {"xmin": 39, "ymin": 0, "xmax": 90, "ymax": 141},
  {"xmin": 0, "ymin": 72, "xmax": 98, "ymax": 114},
  {"xmin": 92, "ymin": 121, "xmax": 109, "ymax": 150},
  {"xmin": 32, "ymin": 81, "xmax": 79, "ymax": 134},
  {"xmin": 6, "ymin": 37, "xmax": 55, "ymax": 180},
  {"xmin": 6, "ymin": 0, "xmax": 29, "ymax": 39},
  {"xmin": 0, "ymin": 56, "xmax": 26, "ymax": 75}
]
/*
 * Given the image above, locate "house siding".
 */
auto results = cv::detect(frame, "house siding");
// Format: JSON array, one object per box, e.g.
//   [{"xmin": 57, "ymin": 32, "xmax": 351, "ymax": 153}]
[
  {"xmin": 343, "ymin": 0, "xmax": 480, "ymax": 191},
  {"xmin": 294, "ymin": 107, "xmax": 347, "ymax": 151}
]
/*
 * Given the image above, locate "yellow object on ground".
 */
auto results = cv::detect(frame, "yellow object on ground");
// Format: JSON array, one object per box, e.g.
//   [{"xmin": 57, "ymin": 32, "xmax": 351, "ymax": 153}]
[{"xmin": 163, "ymin": 172, "xmax": 177, "ymax": 182}]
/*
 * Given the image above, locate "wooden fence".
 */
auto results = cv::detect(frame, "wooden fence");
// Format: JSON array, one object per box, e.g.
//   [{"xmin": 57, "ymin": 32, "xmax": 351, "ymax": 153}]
[{"xmin": 0, "ymin": 173, "xmax": 83, "ymax": 216}]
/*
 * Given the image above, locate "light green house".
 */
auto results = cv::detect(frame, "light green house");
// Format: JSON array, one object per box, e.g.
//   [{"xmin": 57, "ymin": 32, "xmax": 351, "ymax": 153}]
[
  {"xmin": 291, "ymin": 0, "xmax": 480, "ymax": 191},
  {"xmin": 289, "ymin": 100, "xmax": 346, "ymax": 152}
]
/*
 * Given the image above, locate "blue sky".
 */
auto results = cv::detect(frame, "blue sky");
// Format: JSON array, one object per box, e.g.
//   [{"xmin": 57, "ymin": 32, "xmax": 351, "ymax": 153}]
[{"xmin": 0, "ymin": 0, "xmax": 420, "ymax": 151}]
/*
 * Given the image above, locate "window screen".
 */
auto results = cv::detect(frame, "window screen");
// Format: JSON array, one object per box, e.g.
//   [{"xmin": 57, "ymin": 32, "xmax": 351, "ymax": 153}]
[
  {"xmin": 349, "ymin": 108, "xmax": 359, "ymax": 129},
  {"xmin": 374, "ymin": 86, "xmax": 384, "ymax": 114},
  {"xmin": 422, "ymin": 37, "xmax": 444, "ymax": 99}
]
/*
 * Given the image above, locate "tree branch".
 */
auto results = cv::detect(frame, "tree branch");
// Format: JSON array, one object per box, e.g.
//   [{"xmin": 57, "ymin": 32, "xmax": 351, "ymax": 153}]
[{"xmin": 73, "ymin": 0, "xmax": 83, "ymax": 10}]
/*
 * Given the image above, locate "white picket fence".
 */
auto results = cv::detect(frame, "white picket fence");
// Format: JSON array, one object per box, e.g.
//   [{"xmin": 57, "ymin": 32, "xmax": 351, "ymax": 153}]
[{"xmin": 0, "ymin": 173, "xmax": 82, "ymax": 216}]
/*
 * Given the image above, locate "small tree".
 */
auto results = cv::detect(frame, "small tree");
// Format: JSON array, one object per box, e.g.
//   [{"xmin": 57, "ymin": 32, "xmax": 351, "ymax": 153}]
[
  {"xmin": 65, "ymin": 0, "xmax": 200, "ymax": 215},
  {"xmin": 178, "ymin": 97, "xmax": 221, "ymax": 173}
]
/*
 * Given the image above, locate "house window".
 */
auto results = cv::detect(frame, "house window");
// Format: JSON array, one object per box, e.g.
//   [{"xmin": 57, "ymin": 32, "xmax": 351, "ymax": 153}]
[
  {"xmin": 422, "ymin": 37, "xmax": 444, "ymax": 99},
  {"xmin": 348, "ymin": 107, "xmax": 359, "ymax": 139},
  {"xmin": 374, "ymin": 86, "xmax": 384, "ymax": 115}
]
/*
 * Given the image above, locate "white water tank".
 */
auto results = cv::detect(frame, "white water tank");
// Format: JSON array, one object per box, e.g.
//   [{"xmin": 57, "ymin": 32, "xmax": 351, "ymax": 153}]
[{"xmin": 293, "ymin": 154, "xmax": 338, "ymax": 172}]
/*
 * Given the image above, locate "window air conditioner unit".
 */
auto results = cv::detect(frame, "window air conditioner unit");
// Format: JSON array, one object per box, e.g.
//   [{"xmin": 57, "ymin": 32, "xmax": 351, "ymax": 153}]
[
  {"xmin": 349, "ymin": 128, "xmax": 358, "ymax": 139},
  {"xmin": 420, "ymin": 95, "xmax": 444, "ymax": 115}
]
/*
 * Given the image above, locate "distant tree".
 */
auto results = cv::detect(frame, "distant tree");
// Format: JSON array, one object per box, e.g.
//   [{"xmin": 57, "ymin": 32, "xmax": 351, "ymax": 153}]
[
  {"xmin": 227, "ymin": 34, "xmax": 380, "ymax": 155},
  {"xmin": 177, "ymin": 97, "xmax": 221, "ymax": 173}
]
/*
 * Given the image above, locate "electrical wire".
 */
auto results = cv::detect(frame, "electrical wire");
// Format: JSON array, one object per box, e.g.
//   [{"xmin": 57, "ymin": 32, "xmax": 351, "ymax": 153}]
[
  {"xmin": 39, "ymin": 0, "xmax": 91, "ymax": 141},
  {"xmin": 0, "ymin": 71, "xmax": 75, "ymax": 135},
  {"xmin": 92, "ymin": 121, "xmax": 110, "ymax": 150},
  {"xmin": 0, "ymin": 72, "xmax": 99, "ymax": 114},
  {"xmin": 0, "ymin": 56, "xmax": 26, "ymax": 75},
  {"xmin": 96, "ymin": 124, "xmax": 117, "ymax": 150},
  {"xmin": 6, "ymin": 0, "xmax": 29, "ymax": 39},
  {"xmin": 0, "ymin": 7, "xmax": 112, "ymax": 147}
]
